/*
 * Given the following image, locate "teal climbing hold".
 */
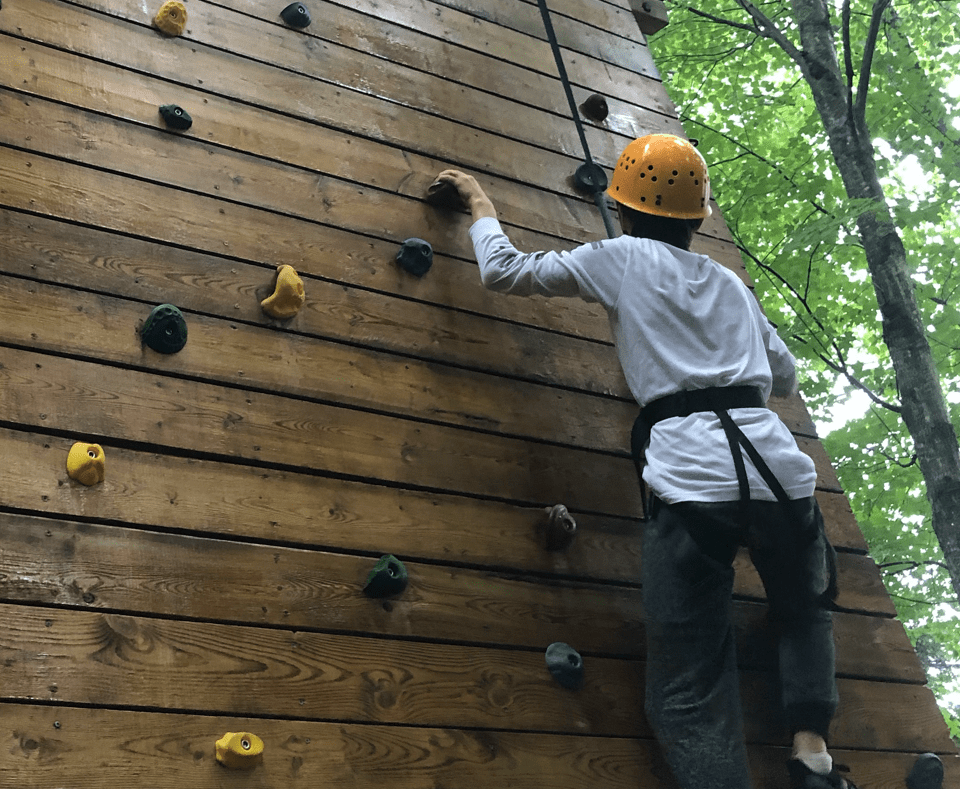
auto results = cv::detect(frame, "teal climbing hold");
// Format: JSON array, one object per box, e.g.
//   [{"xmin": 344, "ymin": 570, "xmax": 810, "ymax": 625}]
[
  {"xmin": 396, "ymin": 238, "xmax": 433, "ymax": 277},
  {"xmin": 280, "ymin": 2, "xmax": 311, "ymax": 27},
  {"xmin": 159, "ymin": 104, "xmax": 193, "ymax": 131},
  {"xmin": 363, "ymin": 555, "xmax": 408, "ymax": 598},
  {"xmin": 545, "ymin": 642, "xmax": 584, "ymax": 690},
  {"xmin": 142, "ymin": 304, "xmax": 188, "ymax": 354}
]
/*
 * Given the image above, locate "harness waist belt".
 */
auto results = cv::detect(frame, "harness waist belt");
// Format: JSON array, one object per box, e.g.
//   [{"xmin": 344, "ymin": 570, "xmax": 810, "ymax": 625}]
[{"xmin": 640, "ymin": 385, "xmax": 764, "ymax": 427}]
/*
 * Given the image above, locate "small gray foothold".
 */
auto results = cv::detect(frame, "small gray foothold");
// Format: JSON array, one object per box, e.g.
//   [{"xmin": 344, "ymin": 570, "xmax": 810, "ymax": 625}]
[{"xmin": 545, "ymin": 642, "xmax": 584, "ymax": 690}]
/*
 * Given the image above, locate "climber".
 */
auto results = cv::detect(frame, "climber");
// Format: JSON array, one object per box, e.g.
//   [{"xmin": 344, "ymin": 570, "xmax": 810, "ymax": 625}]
[{"xmin": 433, "ymin": 134, "xmax": 852, "ymax": 789}]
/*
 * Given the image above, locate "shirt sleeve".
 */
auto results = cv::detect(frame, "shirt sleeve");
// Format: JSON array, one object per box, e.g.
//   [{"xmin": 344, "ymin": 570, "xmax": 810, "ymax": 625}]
[
  {"xmin": 468, "ymin": 216, "xmax": 625, "ymax": 306},
  {"xmin": 755, "ymin": 304, "xmax": 798, "ymax": 397}
]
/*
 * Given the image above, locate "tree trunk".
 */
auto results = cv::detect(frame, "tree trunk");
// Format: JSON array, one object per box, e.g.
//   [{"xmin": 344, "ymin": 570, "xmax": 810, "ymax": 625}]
[{"xmin": 788, "ymin": 0, "xmax": 960, "ymax": 601}]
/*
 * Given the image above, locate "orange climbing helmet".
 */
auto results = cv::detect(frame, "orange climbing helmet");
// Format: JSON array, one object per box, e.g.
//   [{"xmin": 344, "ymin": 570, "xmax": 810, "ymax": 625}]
[{"xmin": 606, "ymin": 134, "xmax": 712, "ymax": 219}]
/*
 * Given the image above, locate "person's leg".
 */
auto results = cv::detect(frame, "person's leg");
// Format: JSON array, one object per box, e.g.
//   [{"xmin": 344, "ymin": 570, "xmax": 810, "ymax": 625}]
[
  {"xmin": 748, "ymin": 498, "xmax": 847, "ymax": 788},
  {"xmin": 642, "ymin": 498, "xmax": 753, "ymax": 789}
]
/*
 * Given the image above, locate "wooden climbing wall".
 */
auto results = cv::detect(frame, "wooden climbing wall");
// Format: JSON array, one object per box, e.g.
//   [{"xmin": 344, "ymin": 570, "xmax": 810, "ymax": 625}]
[{"xmin": 0, "ymin": 0, "xmax": 956, "ymax": 785}]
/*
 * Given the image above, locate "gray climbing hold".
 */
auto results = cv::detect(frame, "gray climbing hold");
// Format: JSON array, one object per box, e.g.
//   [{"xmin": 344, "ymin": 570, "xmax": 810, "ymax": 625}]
[
  {"xmin": 159, "ymin": 104, "xmax": 192, "ymax": 131},
  {"xmin": 363, "ymin": 555, "xmax": 408, "ymax": 598},
  {"xmin": 573, "ymin": 162, "xmax": 607, "ymax": 195},
  {"xmin": 280, "ymin": 2, "xmax": 311, "ymax": 27},
  {"xmin": 907, "ymin": 753, "xmax": 943, "ymax": 789},
  {"xmin": 545, "ymin": 504, "xmax": 577, "ymax": 551},
  {"xmin": 545, "ymin": 642, "xmax": 584, "ymax": 690},
  {"xmin": 141, "ymin": 303, "xmax": 187, "ymax": 354},
  {"xmin": 579, "ymin": 94, "xmax": 609, "ymax": 122},
  {"xmin": 396, "ymin": 238, "xmax": 433, "ymax": 277},
  {"xmin": 425, "ymin": 179, "xmax": 465, "ymax": 211}
]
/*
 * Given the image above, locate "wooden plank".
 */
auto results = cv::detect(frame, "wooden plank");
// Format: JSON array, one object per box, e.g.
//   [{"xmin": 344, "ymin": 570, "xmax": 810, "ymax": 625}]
[
  {"xmin": 4, "ymin": 704, "xmax": 955, "ymax": 788},
  {"xmin": 0, "ymin": 429, "xmax": 864, "ymax": 583},
  {"xmin": 0, "ymin": 270, "xmax": 636, "ymax": 453},
  {"xmin": 0, "ymin": 605, "xmax": 949, "ymax": 749},
  {"xmin": 0, "ymin": 347, "xmax": 641, "ymax": 515},
  {"xmin": 0, "ymin": 0, "xmax": 616, "ymax": 194},
  {"xmin": 0, "ymin": 148, "xmax": 635, "ymax": 399},
  {"xmin": 422, "ymin": 0, "xmax": 658, "ymax": 78},
  {"xmin": 0, "ymin": 512, "xmax": 910, "ymax": 667},
  {"xmin": 72, "ymin": 0, "xmax": 634, "ymax": 169}
]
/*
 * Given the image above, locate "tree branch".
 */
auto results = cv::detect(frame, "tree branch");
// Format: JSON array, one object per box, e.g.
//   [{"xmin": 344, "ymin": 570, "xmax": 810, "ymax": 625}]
[
  {"xmin": 733, "ymin": 0, "xmax": 807, "ymax": 67},
  {"xmin": 855, "ymin": 0, "xmax": 894, "ymax": 126}
]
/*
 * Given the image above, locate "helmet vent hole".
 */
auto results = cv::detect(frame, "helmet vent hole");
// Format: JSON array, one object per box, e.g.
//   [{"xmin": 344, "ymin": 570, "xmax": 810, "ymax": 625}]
[
  {"xmin": 640, "ymin": 196, "xmax": 646, "ymax": 202},
  {"xmin": 625, "ymin": 165, "xmax": 629, "ymax": 171},
  {"xmin": 694, "ymin": 179, "xmax": 700, "ymax": 185},
  {"xmin": 639, "ymin": 173, "xmax": 645, "ymax": 178},
  {"xmin": 631, "ymin": 159, "xmax": 636, "ymax": 164},
  {"xmin": 651, "ymin": 176, "xmax": 657, "ymax": 182},
  {"xmin": 672, "ymin": 170, "xmax": 678, "ymax": 176},
  {"xmin": 668, "ymin": 179, "xmax": 674, "ymax": 184},
  {"xmin": 647, "ymin": 165, "xmax": 654, "ymax": 170}
]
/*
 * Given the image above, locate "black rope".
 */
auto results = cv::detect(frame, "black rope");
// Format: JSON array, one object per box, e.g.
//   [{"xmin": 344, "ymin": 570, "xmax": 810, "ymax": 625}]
[{"xmin": 536, "ymin": 0, "xmax": 618, "ymax": 240}]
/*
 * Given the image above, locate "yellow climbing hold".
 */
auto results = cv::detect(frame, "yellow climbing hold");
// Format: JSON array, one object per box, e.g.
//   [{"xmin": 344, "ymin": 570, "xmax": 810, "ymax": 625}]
[
  {"xmin": 153, "ymin": 0, "xmax": 187, "ymax": 36},
  {"xmin": 66, "ymin": 443, "xmax": 105, "ymax": 486},
  {"xmin": 260, "ymin": 264, "xmax": 305, "ymax": 319},
  {"xmin": 215, "ymin": 732, "xmax": 264, "ymax": 770}
]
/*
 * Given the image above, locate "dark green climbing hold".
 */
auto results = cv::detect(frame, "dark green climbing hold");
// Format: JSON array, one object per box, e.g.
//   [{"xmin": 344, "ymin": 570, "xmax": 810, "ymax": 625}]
[
  {"xmin": 907, "ymin": 753, "xmax": 943, "ymax": 789},
  {"xmin": 280, "ymin": 2, "xmax": 311, "ymax": 27},
  {"xmin": 142, "ymin": 303, "xmax": 188, "ymax": 354},
  {"xmin": 396, "ymin": 238, "xmax": 433, "ymax": 277},
  {"xmin": 159, "ymin": 104, "xmax": 192, "ymax": 131},
  {"xmin": 573, "ymin": 162, "xmax": 607, "ymax": 195},
  {"xmin": 363, "ymin": 555, "xmax": 408, "ymax": 598},
  {"xmin": 545, "ymin": 642, "xmax": 584, "ymax": 690}
]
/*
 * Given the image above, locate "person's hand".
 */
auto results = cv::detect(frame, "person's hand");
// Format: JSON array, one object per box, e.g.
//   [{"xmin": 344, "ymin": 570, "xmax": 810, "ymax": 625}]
[{"xmin": 433, "ymin": 170, "xmax": 497, "ymax": 222}]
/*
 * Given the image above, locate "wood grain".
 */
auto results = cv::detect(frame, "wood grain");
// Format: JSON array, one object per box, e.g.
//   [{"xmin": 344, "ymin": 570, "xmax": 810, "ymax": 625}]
[
  {"xmin": 3, "ymin": 704, "xmax": 954, "ymax": 788},
  {"xmin": 0, "ymin": 511, "xmax": 912, "ymax": 666},
  {"xmin": 0, "ymin": 606, "xmax": 949, "ymax": 749},
  {"xmin": 0, "ymin": 346, "xmax": 641, "ymax": 514}
]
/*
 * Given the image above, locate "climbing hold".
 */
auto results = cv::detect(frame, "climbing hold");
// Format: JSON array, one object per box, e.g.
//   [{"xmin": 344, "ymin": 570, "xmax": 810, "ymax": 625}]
[
  {"xmin": 395, "ymin": 238, "xmax": 433, "ymax": 278},
  {"xmin": 279, "ymin": 2, "xmax": 311, "ymax": 28},
  {"xmin": 579, "ymin": 94, "xmax": 609, "ymax": 122},
  {"xmin": 159, "ymin": 104, "xmax": 192, "ymax": 131},
  {"xmin": 66, "ymin": 442, "xmax": 105, "ymax": 486},
  {"xmin": 261, "ymin": 264, "xmax": 306, "ymax": 319},
  {"xmin": 545, "ymin": 642, "xmax": 584, "ymax": 690},
  {"xmin": 627, "ymin": 0, "xmax": 669, "ymax": 34},
  {"xmin": 215, "ymin": 732, "xmax": 264, "ymax": 770},
  {"xmin": 363, "ymin": 554, "xmax": 408, "ymax": 598},
  {"xmin": 573, "ymin": 162, "xmax": 608, "ymax": 195},
  {"xmin": 544, "ymin": 504, "xmax": 577, "ymax": 551},
  {"xmin": 907, "ymin": 753, "xmax": 943, "ymax": 789},
  {"xmin": 141, "ymin": 303, "xmax": 188, "ymax": 354},
  {"xmin": 152, "ymin": 0, "xmax": 187, "ymax": 36},
  {"xmin": 425, "ymin": 179, "xmax": 465, "ymax": 211}
]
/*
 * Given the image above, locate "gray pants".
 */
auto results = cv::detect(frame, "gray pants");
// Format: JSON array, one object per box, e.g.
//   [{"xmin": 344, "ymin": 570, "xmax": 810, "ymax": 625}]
[{"xmin": 642, "ymin": 496, "xmax": 839, "ymax": 789}]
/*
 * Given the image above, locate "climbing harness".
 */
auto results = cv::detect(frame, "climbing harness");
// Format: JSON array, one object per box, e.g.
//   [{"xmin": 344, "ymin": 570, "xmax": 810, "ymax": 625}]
[{"xmin": 536, "ymin": 0, "xmax": 617, "ymax": 240}]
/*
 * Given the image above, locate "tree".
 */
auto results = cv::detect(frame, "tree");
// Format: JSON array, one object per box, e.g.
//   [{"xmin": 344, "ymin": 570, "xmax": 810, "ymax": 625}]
[{"xmin": 648, "ymin": 0, "xmax": 960, "ymax": 733}]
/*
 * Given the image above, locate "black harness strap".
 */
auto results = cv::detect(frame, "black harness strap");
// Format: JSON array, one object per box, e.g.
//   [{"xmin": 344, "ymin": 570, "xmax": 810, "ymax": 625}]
[{"xmin": 631, "ymin": 386, "xmax": 793, "ymax": 520}]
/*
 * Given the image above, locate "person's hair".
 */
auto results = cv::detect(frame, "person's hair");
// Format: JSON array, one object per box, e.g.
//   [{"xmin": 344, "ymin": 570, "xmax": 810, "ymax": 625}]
[{"xmin": 620, "ymin": 204, "xmax": 703, "ymax": 250}]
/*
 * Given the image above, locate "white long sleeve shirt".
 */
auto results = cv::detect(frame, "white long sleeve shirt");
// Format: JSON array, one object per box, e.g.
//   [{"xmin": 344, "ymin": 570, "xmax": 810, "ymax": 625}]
[{"xmin": 469, "ymin": 217, "xmax": 817, "ymax": 504}]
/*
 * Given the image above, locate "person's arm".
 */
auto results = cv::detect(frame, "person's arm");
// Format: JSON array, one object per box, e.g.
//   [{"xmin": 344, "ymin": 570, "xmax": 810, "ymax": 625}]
[
  {"xmin": 432, "ymin": 169, "xmax": 625, "ymax": 303},
  {"xmin": 433, "ymin": 169, "xmax": 497, "ymax": 222}
]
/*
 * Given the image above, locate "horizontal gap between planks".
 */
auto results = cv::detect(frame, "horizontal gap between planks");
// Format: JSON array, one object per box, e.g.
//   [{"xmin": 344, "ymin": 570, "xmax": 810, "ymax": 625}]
[
  {"xmin": 0, "ymin": 417, "xmax": 639, "ymax": 518},
  {"xmin": 51, "ymin": 0, "xmax": 639, "ymax": 170},
  {"xmin": 0, "ymin": 697, "xmax": 665, "ymax": 742},
  {"xmin": 0, "ymin": 503, "xmax": 644, "ymax": 591}
]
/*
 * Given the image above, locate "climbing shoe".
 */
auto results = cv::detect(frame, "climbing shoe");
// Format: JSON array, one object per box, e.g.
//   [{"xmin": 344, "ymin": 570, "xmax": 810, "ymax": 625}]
[
  {"xmin": 787, "ymin": 759, "xmax": 858, "ymax": 789},
  {"xmin": 906, "ymin": 753, "xmax": 944, "ymax": 789}
]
